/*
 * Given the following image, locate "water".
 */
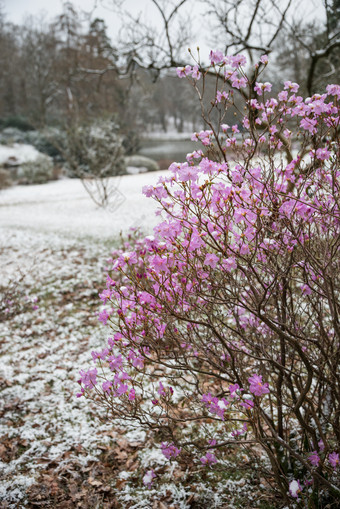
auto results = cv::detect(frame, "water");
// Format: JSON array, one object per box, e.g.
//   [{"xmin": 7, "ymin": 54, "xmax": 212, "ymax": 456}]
[{"xmin": 138, "ymin": 139, "xmax": 198, "ymax": 165}]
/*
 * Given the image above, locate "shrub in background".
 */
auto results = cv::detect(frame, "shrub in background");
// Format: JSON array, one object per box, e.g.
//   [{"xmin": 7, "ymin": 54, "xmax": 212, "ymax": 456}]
[
  {"xmin": 79, "ymin": 52, "xmax": 340, "ymax": 506},
  {"xmin": 64, "ymin": 119, "xmax": 126, "ymax": 208},
  {"xmin": 0, "ymin": 116, "xmax": 34, "ymax": 132},
  {"xmin": 17, "ymin": 154, "xmax": 54, "ymax": 185}
]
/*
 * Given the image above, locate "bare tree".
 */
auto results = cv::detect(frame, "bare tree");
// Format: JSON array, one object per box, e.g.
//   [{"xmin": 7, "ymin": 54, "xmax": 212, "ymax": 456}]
[{"xmin": 105, "ymin": 0, "xmax": 339, "ymax": 95}]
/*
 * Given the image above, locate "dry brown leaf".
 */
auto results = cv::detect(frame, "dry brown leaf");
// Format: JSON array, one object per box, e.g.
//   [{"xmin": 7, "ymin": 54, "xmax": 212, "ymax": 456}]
[{"xmin": 88, "ymin": 477, "xmax": 103, "ymax": 487}]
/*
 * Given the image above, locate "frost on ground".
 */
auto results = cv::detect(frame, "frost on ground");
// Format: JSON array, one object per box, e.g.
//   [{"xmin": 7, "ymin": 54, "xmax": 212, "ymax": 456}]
[{"xmin": 0, "ymin": 178, "xmax": 272, "ymax": 508}]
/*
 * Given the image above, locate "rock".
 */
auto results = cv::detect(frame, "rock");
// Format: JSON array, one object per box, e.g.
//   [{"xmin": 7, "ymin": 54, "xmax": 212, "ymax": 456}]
[{"xmin": 125, "ymin": 155, "xmax": 159, "ymax": 172}]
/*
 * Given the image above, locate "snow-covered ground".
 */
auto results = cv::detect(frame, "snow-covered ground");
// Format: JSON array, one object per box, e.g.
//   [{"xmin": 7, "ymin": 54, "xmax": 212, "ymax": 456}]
[
  {"xmin": 0, "ymin": 174, "xmax": 165, "ymax": 506},
  {"xmin": 0, "ymin": 172, "xmax": 166, "ymax": 243}
]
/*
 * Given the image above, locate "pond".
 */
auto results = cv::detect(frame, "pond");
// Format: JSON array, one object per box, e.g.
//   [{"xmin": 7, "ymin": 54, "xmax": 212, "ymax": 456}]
[{"xmin": 138, "ymin": 138, "xmax": 199, "ymax": 167}]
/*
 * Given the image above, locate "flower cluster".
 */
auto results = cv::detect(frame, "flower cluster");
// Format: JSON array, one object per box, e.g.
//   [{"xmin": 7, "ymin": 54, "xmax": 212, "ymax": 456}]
[
  {"xmin": 161, "ymin": 442, "xmax": 181, "ymax": 460},
  {"xmin": 79, "ymin": 51, "xmax": 340, "ymax": 503}
]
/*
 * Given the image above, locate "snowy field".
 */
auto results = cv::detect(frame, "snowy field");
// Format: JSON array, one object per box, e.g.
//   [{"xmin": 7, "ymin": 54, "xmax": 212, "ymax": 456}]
[
  {"xmin": 0, "ymin": 175, "xmax": 266, "ymax": 508},
  {"xmin": 0, "ymin": 172, "xmax": 165, "ymax": 242}
]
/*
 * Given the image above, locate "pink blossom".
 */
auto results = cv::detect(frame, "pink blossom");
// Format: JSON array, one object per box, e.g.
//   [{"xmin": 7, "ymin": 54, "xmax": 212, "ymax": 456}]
[
  {"xmin": 108, "ymin": 354, "xmax": 123, "ymax": 371},
  {"xmin": 318, "ymin": 440, "xmax": 325, "ymax": 452},
  {"xmin": 284, "ymin": 81, "xmax": 299, "ymax": 93},
  {"xmin": 102, "ymin": 380, "xmax": 112, "ymax": 393},
  {"xmin": 300, "ymin": 117, "xmax": 317, "ymax": 134},
  {"xmin": 232, "ymin": 76, "xmax": 247, "ymax": 89},
  {"xmin": 222, "ymin": 257, "xmax": 237, "ymax": 272},
  {"xmin": 216, "ymin": 90, "xmax": 229, "ymax": 103},
  {"xmin": 192, "ymin": 65, "xmax": 201, "ymax": 80},
  {"xmin": 326, "ymin": 84, "xmax": 340, "ymax": 98},
  {"xmin": 329, "ymin": 452, "xmax": 339, "ymax": 469},
  {"xmin": 248, "ymin": 374, "xmax": 270, "ymax": 396},
  {"xmin": 301, "ymin": 284, "xmax": 312, "ymax": 295},
  {"xmin": 161, "ymin": 442, "xmax": 181, "ymax": 459},
  {"xmin": 98, "ymin": 309, "xmax": 110, "ymax": 325},
  {"xmin": 229, "ymin": 383, "xmax": 241, "ymax": 397},
  {"xmin": 176, "ymin": 65, "xmax": 191, "ymax": 78},
  {"xmin": 308, "ymin": 451, "xmax": 320, "ymax": 467},
  {"xmin": 209, "ymin": 50, "xmax": 224, "ymax": 64},
  {"xmin": 143, "ymin": 469, "xmax": 156, "ymax": 488},
  {"xmin": 204, "ymin": 253, "xmax": 219, "ymax": 268},
  {"xmin": 316, "ymin": 148, "xmax": 331, "ymax": 160},
  {"xmin": 229, "ymin": 54, "xmax": 247, "ymax": 67},
  {"xmin": 178, "ymin": 163, "xmax": 199, "ymax": 182},
  {"xmin": 254, "ymin": 82, "xmax": 272, "ymax": 94},
  {"xmin": 157, "ymin": 382, "xmax": 166, "ymax": 396},
  {"xmin": 200, "ymin": 452, "xmax": 217, "ymax": 465},
  {"xmin": 79, "ymin": 368, "xmax": 98, "ymax": 389},
  {"xmin": 142, "ymin": 185, "xmax": 155, "ymax": 197}
]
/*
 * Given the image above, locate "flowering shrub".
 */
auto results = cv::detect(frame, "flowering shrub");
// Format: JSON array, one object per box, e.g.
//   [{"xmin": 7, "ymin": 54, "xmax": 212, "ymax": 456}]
[{"xmin": 78, "ymin": 52, "xmax": 340, "ymax": 505}]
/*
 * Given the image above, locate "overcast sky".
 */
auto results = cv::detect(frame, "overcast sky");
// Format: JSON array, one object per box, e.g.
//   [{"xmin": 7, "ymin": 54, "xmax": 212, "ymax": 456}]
[
  {"xmin": 3, "ymin": 0, "xmax": 325, "ymax": 62},
  {"xmin": 4, "ymin": 0, "xmax": 138, "ymax": 39}
]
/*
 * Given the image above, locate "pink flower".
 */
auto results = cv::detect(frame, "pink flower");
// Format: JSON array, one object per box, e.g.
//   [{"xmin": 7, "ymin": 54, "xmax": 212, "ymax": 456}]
[
  {"xmin": 254, "ymin": 82, "xmax": 272, "ymax": 94},
  {"xmin": 161, "ymin": 442, "xmax": 181, "ymax": 459},
  {"xmin": 232, "ymin": 77, "xmax": 247, "ymax": 89},
  {"xmin": 98, "ymin": 309, "xmax": 109, "ymax": 325},
  {"xmin": 216, "ymin": 90, "xmax": 229, "ymax": 103},
  {"xmin": 308, "ymin": 451, "xmax": 320, "ymax": 467},
  {"xmin": 315, "ymin": 148, "xmax": 331, "ymax": 160},
  {"xmin": 301, "ymin": 284, "xmax": 312, "ymax": 295},
  {"xmin": 142, "ymin": 185, "xmax": 154, "ymax": 197},
  {"xmin": 209, "ymin": 50, "xmax": 224, "ymax": 65},
  {"xmin": 200, "ymin": 452, "xmax": 217, "ymax": 465},
  {"xmin": 157, "ymin": 382, "xmax": 166, "ymax": 396},
  {"xmin": 102, "ymin": 380, "xmax": 112, "ymax": 393},
  {"xmin": 284, "ymin": 81, "xmax": 299, "ymax": 93},
  {"xmin": 143, "ymin": 469, "xmax": 156, "ymax": 488},
  {"xmin": 176, "ymin": 65, "xmax": 191, "ymax": 78},
  {"xmin": 229, "ymin": 383, "xmax": 241, "ymax": 398},
  {"xmin": 300, "ymin": 117, "xmax": 317, "ymax": 134},
  {"xmin": 318, "ymin": 440, "xmax": 325, "ymax": 452},
  {"xmin": 329, "ymin": 452, "xmax": 339, "ymax": 469},
  {"xmin": 326, "ymin": 84, "xmax": 340, "ymax": 98},
  {"xmin": 222, "ymin": 257, "xmax": 237, "ymax": 272},
  {"xmin": 248, "ymin": 374, "xmax": 270, "ymax": 396},
  {"xmin": 192, "ymin": 65, "xmax": 201, "ymax": 80},
  {"xmin": 178, "ymin": 163, "xmax": 199, "ymax": 182},
  {"xmin": 260, "ymin": 54, "xmax": 268, "ymax": 64},
  {"xmin": 204, "ymin": 253, "xmax": 219, "ymax": 268},
  {"xmin": 79, "ymin": 368, "xmax": 98, "ymax": 389},
  {"xmin": 229, "ymin": 54, "xmax": 247, "ymax": 67},
  {"xmin": 278, "ymin": 90, "xmax": 288, "ymax": 101}
]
